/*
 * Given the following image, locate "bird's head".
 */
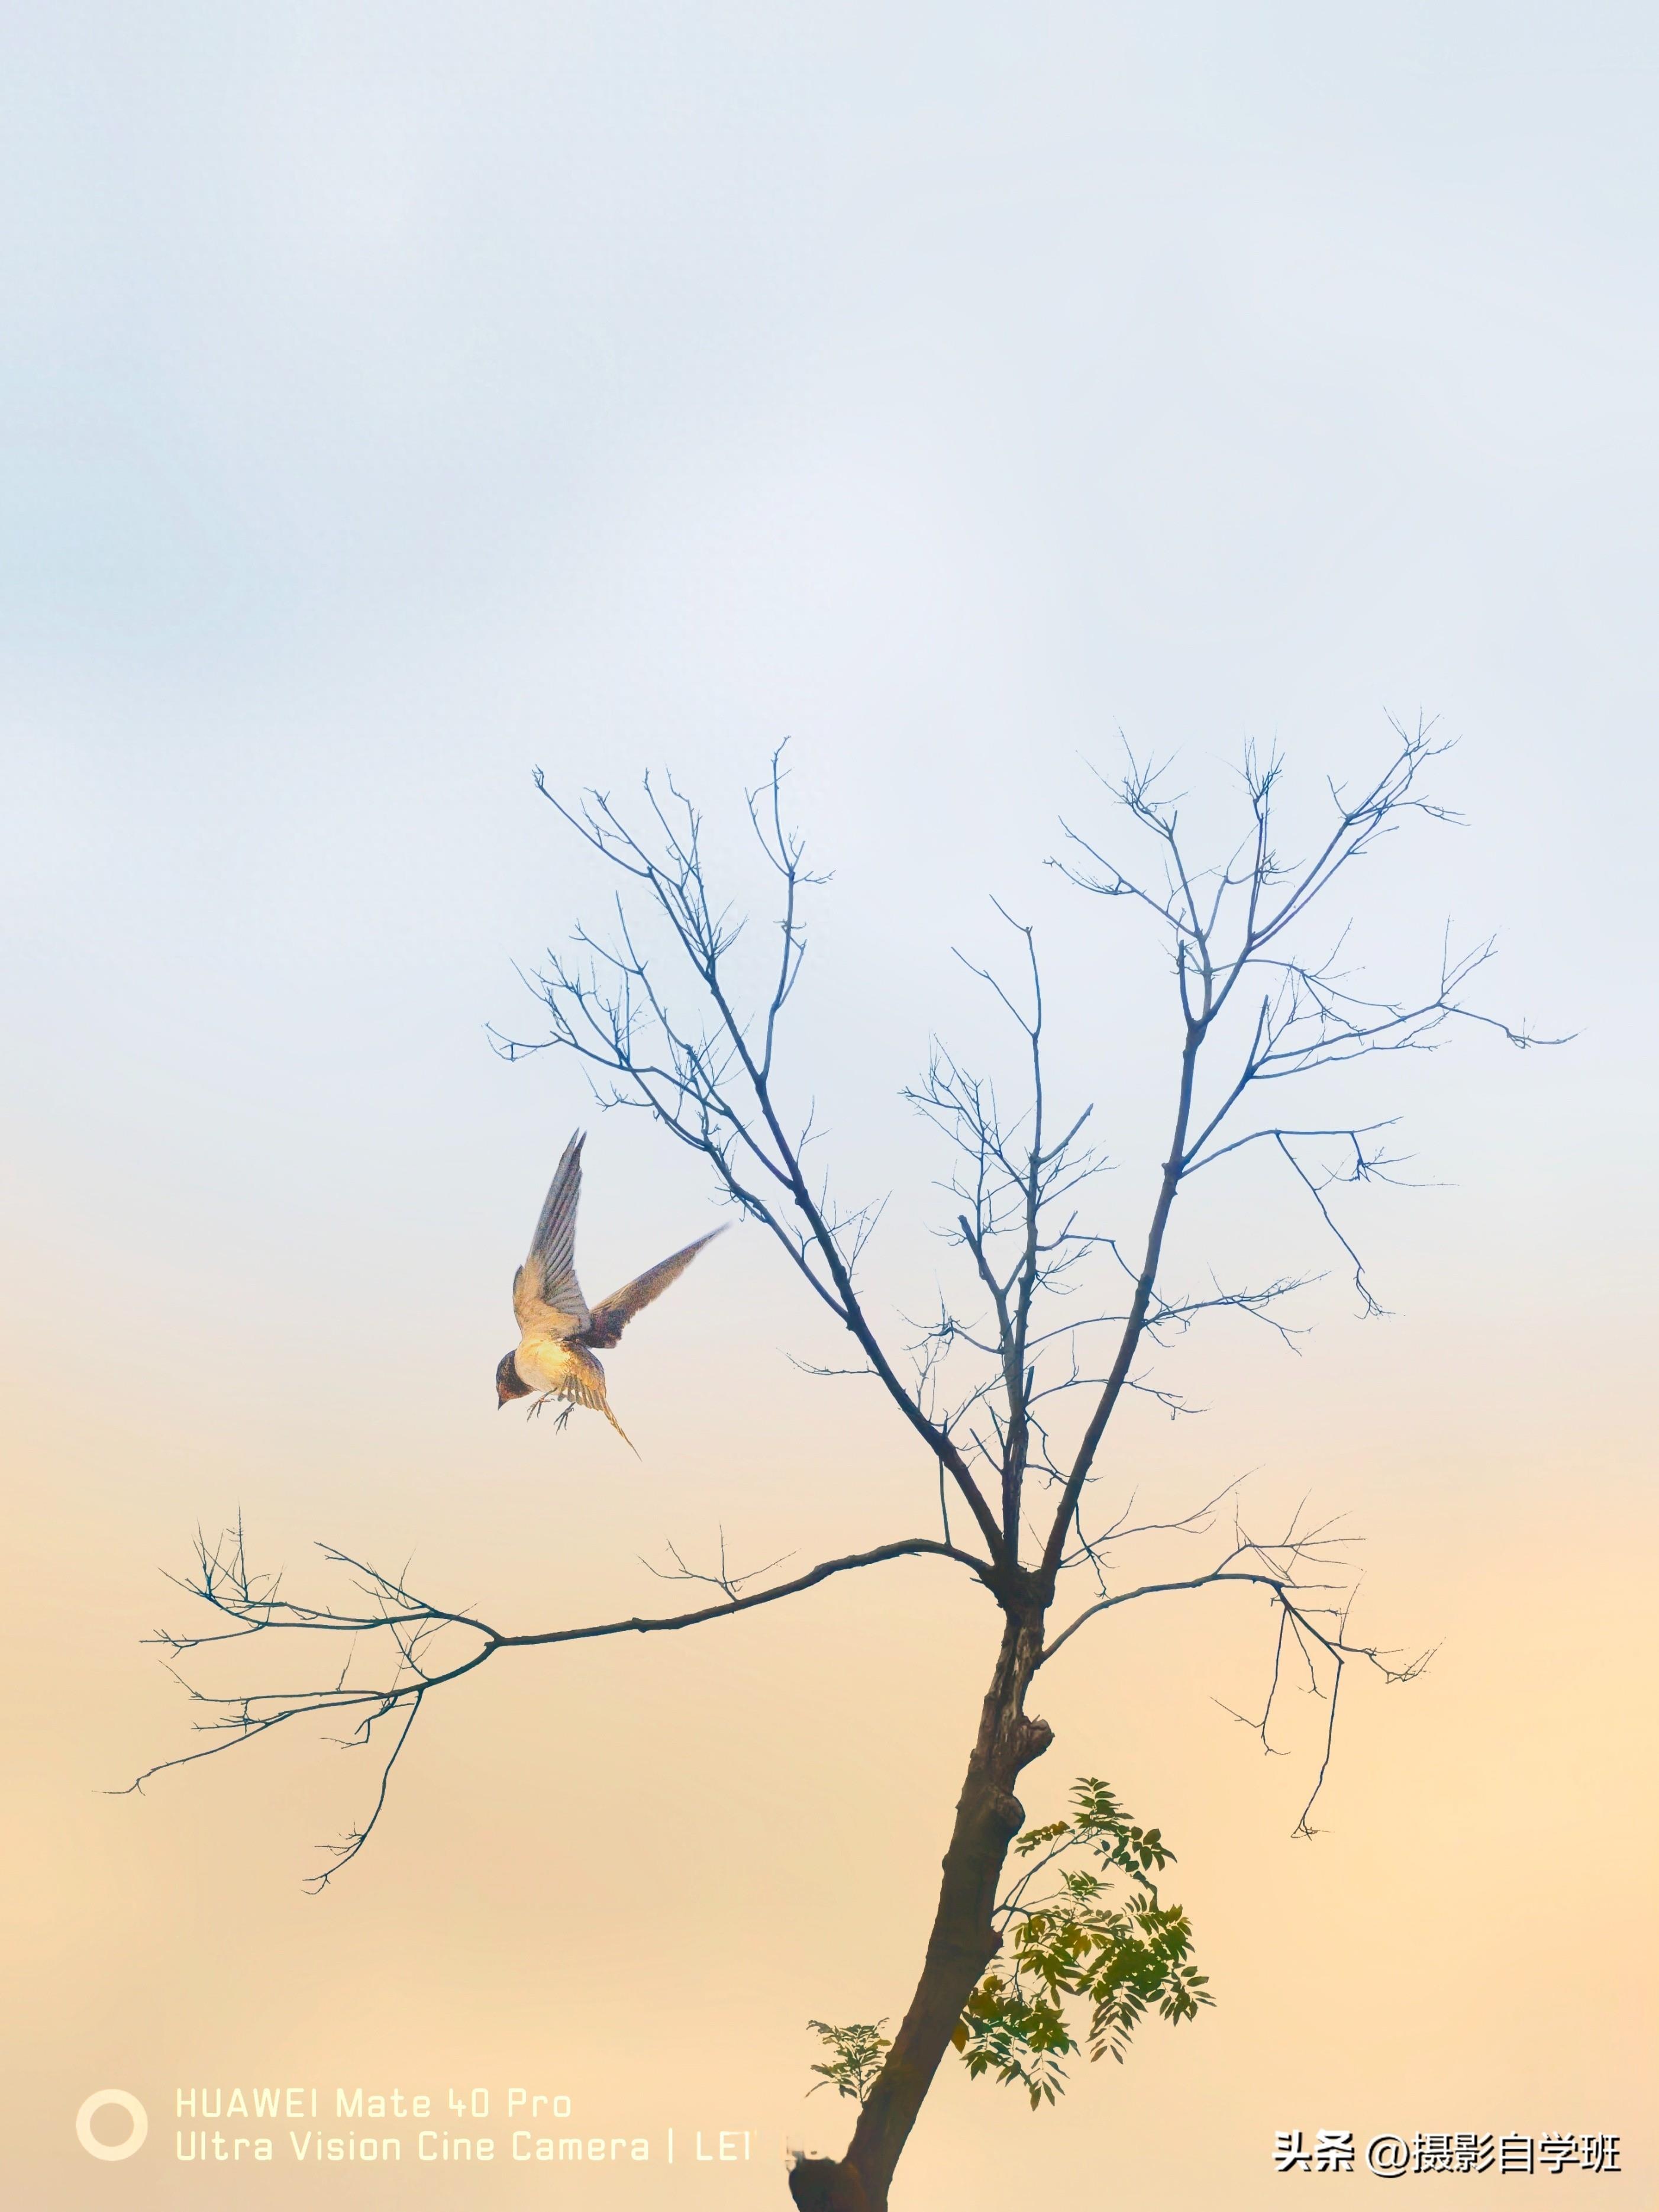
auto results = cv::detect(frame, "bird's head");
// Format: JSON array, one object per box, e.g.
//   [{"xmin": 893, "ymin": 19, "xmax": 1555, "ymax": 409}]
[{"xmin": 496, "ymin": 1352, "xmax": 531, "ymax": 1408}]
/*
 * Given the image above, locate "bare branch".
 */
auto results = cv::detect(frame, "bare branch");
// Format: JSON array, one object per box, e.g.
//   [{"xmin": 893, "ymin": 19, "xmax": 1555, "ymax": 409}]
[
  {"xmin": 1032, "ymin": 721, "xmax": 1563, "ymax": 1587},
  {"xmin": 640, "ymin": 1527, "xmax": 797, "ymax": 1602},
  {"xmin": 122, "ymin": 1527, "xmax": 993, "ymax": 1882},
  {"xmin": 1037, "ymin": 1504, "xmax": 1429, "ymax": 1834},
  {"xmin": 490, "ymin": 754, "xmax": 1011, "ymax": 1562}
]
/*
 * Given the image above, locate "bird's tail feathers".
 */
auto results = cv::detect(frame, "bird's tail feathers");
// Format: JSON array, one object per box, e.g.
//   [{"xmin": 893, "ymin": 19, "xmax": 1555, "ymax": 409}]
[{"xmin": 600, "ymin": 1397, "xmax": 638, "ymax": 1456}]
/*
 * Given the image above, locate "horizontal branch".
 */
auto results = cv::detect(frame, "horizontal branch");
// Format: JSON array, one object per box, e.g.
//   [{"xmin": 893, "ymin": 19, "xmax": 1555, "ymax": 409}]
[
  {"xmin": 496, "ymin": 1536, "xmax": 993, "ymax": 1649},
  {"xmin": 1040, "ymin": 1568, "xmax": 1313, "ymax": 1666},
  {"xmin": 122, "ymin": 1531, "xmax": 998, "ymax": 1886},
  {"xmin": 1037, "ymin": 1548, "xmax": 1430, "ymax": 1835}
]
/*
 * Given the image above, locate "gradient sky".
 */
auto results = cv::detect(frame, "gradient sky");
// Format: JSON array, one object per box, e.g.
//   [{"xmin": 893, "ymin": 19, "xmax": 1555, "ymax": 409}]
[{"xmin": 2, "ymin": 6, "xmax": 1654, "ymax": 2207}]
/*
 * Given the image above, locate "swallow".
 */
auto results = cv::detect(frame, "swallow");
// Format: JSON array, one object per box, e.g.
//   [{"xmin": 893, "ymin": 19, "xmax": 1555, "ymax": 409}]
[{"xmin": 496, "ymin": 1131, "xmax": 724, "ymax": 1448}]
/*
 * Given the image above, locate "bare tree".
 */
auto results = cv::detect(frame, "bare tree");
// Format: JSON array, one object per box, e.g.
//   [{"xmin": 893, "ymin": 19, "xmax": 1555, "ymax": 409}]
[{"xmin": 127, "ymin": 725, "xmax": 1553, "ymax": 2211}]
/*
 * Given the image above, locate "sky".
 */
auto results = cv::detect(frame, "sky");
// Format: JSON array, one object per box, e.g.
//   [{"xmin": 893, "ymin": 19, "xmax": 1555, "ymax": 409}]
[{"xmin": 1, "ymin": 5, "xmax": 1655, "ymax": 2207}]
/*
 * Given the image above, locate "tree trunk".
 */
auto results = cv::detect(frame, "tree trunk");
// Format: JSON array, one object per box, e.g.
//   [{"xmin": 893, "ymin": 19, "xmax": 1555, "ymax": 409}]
[{"xmin": 791, "ymin": 1602, "xmax": 1051, "ymax": 2212}]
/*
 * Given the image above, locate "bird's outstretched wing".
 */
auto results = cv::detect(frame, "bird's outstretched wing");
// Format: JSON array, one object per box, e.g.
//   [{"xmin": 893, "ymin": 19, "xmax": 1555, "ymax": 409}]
[
  {"xmin": 513, "ymin": 1130, "xmax": 592, "ymax": 1336},
  {"xmin": 584, "ymin": 1226, "xmax": 727, "ymax": 1348}
]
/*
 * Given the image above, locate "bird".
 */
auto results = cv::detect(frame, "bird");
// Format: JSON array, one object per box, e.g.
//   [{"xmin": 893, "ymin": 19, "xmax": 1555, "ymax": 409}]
[{"xmin": 495, "ymin": 1130, "xmax": 724, "ymax": 1448}]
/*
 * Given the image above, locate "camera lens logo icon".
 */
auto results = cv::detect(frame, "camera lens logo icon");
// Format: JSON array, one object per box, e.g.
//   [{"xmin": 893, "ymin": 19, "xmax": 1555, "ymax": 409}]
[{"xmin": 76, "ymin": 2091, "xmax": 148, "ymax": 2162}]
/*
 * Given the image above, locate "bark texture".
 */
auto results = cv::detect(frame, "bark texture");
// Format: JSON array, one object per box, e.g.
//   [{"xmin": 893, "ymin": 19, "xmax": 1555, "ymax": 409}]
[
  {"xmin": 812, "ymin": 1602, "xmax": 1053, "ymax": 2211},
  {"xmin": 787, "ymin": 2156, "xmax": 870, "ymax": 2211}
]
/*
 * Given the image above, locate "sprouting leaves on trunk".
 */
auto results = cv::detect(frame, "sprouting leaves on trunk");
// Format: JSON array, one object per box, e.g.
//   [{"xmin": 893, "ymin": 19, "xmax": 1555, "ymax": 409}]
[
  {"xmin": 807, "ymin": 2019, "xmax": 893, "ymax": 2104},
  {"xmin": 950, "ymin": 1777, "xmax": 1213, "ymax": 2108}
]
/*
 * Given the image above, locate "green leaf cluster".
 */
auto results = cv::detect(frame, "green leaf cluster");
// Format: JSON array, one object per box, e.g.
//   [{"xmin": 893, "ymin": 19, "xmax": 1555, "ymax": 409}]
[
  {"xmin": 805, "ymin": 2017, "xmax": 892, "ymax": 2105},
  {"xmin": 950, "ymin": 1776, "xmax": 1213, "ymax": 2108}
]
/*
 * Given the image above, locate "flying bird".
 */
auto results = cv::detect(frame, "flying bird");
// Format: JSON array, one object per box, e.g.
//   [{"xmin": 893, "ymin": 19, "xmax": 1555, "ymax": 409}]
[{"xmin": 496, "ymin": 1131, "xmax": 724, "ymax": 1447}]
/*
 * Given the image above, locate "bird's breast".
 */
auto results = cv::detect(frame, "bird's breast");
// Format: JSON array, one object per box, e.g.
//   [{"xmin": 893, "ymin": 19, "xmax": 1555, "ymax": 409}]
[{"xmin": 514, "ymin": 1337, "xmax": 582, "ymax": 1393}]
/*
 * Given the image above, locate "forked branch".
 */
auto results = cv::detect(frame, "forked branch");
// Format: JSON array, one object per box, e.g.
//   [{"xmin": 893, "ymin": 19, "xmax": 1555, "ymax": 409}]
[{"xmin": 122, "ymin": 1522, "xmax": 990, "ymax": 1888}]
